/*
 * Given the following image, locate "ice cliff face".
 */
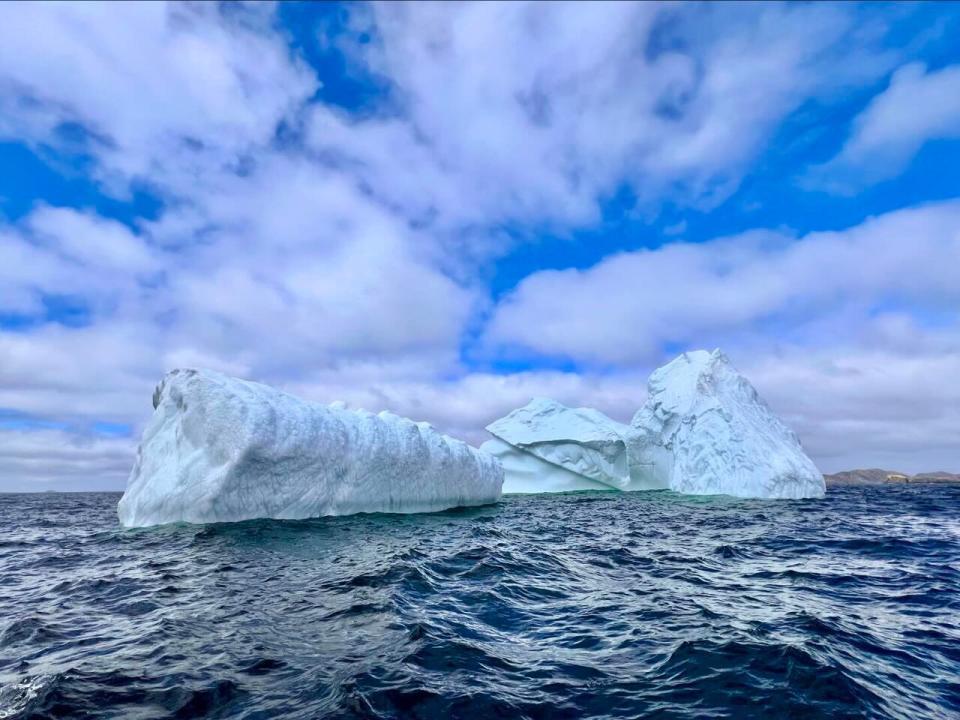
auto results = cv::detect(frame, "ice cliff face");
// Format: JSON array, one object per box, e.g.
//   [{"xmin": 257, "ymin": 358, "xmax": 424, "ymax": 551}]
[
  {"xmin": 118, "ymin": 369, "xmax": 503, "ymax": 528},
  {"xmin": 485, "ymin": 350, "xmax": 825, "ymax": 499}
]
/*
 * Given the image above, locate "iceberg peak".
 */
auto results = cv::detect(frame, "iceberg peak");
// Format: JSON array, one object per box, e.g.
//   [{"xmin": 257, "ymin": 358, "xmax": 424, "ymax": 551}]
[{"xmin": 629, "ymin": 350, "xmax": 823, "ymax": 498}]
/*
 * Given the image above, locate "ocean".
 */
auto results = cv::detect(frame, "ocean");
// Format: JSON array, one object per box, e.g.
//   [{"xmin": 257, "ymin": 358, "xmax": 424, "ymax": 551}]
[{"xmin": 1, "ymin": 486, "xmax": 958, "ymax": 719}]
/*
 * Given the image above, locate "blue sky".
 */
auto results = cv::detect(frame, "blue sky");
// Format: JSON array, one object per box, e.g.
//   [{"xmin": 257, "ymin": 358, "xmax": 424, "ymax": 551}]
[{"xmin": 2, "ymin": 1, "xmax": 960, "ymax": 489}]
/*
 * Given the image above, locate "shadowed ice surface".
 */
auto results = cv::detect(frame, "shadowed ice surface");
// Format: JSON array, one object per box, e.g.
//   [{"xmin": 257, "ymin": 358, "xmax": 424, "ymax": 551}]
[{"xmin": 1, "ymin": 486, "xmax": 958, "ymax": 719}]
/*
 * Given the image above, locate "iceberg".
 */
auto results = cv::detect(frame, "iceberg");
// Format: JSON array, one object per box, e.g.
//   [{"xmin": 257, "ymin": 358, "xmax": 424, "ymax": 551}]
[
  {"xmin": 484, "ymin": 350, "xmax": 825, "ymax": 499},
  {"xmin": 118, "ymin": 369, "xmax": 503, "ymax": 528},
  {"xmin": 628, "ymin": 350, "xmax": 825, "ymax": 499}
]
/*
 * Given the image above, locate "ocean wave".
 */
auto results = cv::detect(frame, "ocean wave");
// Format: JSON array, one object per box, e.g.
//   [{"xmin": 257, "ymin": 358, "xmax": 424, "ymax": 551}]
[{"xmin": 0, "ymin": 485, "xmax": 958, "ymax": 718}]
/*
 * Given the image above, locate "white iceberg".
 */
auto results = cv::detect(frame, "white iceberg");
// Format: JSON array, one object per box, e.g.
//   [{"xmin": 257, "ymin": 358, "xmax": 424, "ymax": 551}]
[
  {"xmin": 628, "ymin": 350, "xmax": 825, "ymax": 499},
  {"xmin": 484, "ymin": 350, "xmax": 825, "ymax": 499},
  {"xmin": 118, "ymin": 369, "xmax": 503, "ymax": 528}
]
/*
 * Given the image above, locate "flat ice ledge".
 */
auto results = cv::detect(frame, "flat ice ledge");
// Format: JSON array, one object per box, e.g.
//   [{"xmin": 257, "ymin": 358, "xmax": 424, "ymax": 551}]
[{"xmin": 118, "ymin": 369, "xmax": 503, "ymax": 528}]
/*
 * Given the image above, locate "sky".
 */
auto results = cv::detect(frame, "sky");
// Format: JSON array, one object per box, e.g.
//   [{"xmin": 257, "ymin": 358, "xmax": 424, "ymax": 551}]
[{"xmin": 1, "ymin": 1, "xmax": 960, "ymax": 491}]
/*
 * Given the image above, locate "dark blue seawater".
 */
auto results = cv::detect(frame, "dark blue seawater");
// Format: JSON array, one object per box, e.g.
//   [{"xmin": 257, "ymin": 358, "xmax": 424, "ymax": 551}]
[{"xmin": 1, "ymin": 486, "xmax": 958, "ymax": 720}]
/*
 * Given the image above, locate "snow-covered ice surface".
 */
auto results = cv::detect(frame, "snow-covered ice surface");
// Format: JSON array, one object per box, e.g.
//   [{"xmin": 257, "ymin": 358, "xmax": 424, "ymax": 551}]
[
  {"xmin": 629, "ymin": 350, "xmax": 825, "ymax": 499},
  {"xmin": 485, "ymin": 350, "xmax": 825, "ymax": 499},
  {"xmin": 118, "ymin": 369, "xmax": 503, "ymax": 528}
]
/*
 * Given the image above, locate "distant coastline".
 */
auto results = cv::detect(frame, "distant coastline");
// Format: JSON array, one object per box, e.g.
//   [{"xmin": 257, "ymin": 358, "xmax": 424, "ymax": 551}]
[{"xmin": 824, "ymin": 469, "xmax": 960, "ymax": 485}]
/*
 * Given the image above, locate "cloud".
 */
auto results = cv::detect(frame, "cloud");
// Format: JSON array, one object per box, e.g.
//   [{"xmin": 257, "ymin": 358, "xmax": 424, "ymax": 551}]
[
  {"xmin": 0, "ymin": 1, "xmax": 956, "ymax": 490},
  {"xmin": 309, "ymin": 1, "xmax": 897, "ymax": 229},
  {"xmin": 0, "ymin": 2, "xmax": 316, "ymax": 187},
  {"xmin": 0, "ymin": 321, "xmax": 161, "ymax": 425},
  {"xmin": 0, "ymin": 428, "xmax": 134, "ymax": 491},
  {"xmin": 485, "ymin": 201, "xmax": 960, "ymax": 364},
  {"xmin": 1, "ymin": 207, "xmax": 159, "ymax": 320},
  {"xmin": 745, "ymin": 341, "xmax": 960, "ymax": 474},
  {"xmin": 0, "ymin": 160, "xmax": 481, "ymax": 413},
  {"xmin": 807, "ymin": 62, "xmax": 960, "ymax": 191}
]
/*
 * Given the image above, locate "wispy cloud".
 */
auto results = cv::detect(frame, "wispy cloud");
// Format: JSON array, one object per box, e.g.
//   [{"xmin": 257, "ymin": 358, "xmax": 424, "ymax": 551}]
[{"xmin": 806, "ymin": 62, "xmax": 960, "ymax": 192}]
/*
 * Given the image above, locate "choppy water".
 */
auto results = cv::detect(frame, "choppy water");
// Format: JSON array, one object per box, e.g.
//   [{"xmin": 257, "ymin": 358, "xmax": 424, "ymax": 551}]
[{"xmin": 1, "ymin": 486, "xmax": 958, "ymax": 720}]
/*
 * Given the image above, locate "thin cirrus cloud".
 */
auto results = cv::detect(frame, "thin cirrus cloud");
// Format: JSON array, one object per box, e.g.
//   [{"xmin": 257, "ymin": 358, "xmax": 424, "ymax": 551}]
[{"xmin": 0, "ymin": 1, "xmax": 958, "ymax": 489}]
